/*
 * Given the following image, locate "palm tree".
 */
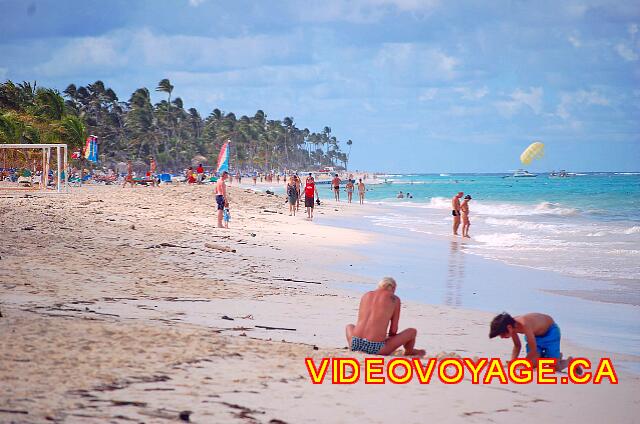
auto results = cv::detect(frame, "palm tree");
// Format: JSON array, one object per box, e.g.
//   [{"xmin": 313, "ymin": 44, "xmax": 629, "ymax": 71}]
[
  {"xmin": 346, "ymin": 139, "xmax": 353, "ymax": 170},
  {"xmin": 60, "ymin": 116, "xmax": 87, "ymax": 149},
  {"xmin": 156, "ymin": 79, "xmax": 174, "ymax": 105}
]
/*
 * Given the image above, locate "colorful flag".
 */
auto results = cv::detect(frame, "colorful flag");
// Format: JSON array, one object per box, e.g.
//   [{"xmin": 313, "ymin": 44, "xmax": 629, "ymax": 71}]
[
  {"xmin": 216, "ymin": 141, "xmax": 229, "ymax": 173},
  {"xmin": 83, "ymin": 135, "xmax": 98, "ymax": 163}
]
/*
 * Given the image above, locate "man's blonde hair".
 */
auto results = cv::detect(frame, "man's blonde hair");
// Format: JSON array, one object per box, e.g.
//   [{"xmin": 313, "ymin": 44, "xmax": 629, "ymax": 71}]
[{"xmin": 378, "ymin": 277, "xmax": 397, "ymax": 290}]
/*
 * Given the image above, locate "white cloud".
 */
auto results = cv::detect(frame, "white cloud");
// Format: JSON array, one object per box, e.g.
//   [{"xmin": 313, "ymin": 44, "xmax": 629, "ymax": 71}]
[
  {"xmin": 188, "ymin": 0, "xmax": 206, "ymax": 6},
  {"xmin": 453, "ymin": 86, "xmax": 488, "ymax": 100},
  {"xmin": 296, "ymin": 0, "xmax": 439, "ymax": 23},
  {"xmin": 34, "ymin": 35, "xmax": 126, "ymax": 76},
  {"xmin": 568, "ymin": 35, "xmax": 581, "ymax": 48},
  {"xmin": 374, "ymin": 43, "xmax": 459, "ymax": 81},
  {"xmin": 495, "ymin": 87, "xmax": 543, "ymax": 116},
  {"xmin": 614, "ymin": 23, "xmax": 639, "ymax": 62},
  {"xmin": 556, "ymin": 89, "xmax": 610, "ymax": 120},
  {"xmin": 615, "ymin": 43, "xmax": 638, "ymax": 61},
  {"xmin": 418, "ymin": 88, "xmax": 438, "ymax": 101},
  {"xmin": 33, "ymin": 29, "xmax": 301, "ymax": 77}
]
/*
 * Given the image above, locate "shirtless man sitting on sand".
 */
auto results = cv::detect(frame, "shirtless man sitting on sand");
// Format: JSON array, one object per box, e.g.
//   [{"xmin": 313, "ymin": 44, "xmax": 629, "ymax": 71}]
[
  {"xmin": 489, "ymin": 312, "xmax": 582, "ymax": 374},
  {"xmin": 345, "ymin": 277, "xmax": 425, "ymax": 356}
]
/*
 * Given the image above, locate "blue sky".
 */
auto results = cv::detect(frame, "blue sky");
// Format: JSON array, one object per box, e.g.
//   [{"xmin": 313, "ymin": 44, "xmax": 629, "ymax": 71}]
[{"xmin": 1, "ymin": 0, "xmax": 639, "ymax": 172}]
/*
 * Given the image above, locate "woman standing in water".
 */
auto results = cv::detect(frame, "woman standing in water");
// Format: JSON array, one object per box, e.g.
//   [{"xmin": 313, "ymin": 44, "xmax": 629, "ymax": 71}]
[
  {"xmin": 461, "ymin": 195, "xmax": 472, "ymax": 238},
  {"xmin": 346, "ymin": 179, "xmax": 354, "ymax": 203}
]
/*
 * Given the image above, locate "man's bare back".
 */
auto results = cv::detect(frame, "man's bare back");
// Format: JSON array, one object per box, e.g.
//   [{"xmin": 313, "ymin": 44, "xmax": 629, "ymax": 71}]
[
  {"xmin": 352, "ymin": 290, "xmax": 398, "ymax": 342},
  {"xmin": 345, "ymin": 277, "xmax": 425, "ymax": 356}
]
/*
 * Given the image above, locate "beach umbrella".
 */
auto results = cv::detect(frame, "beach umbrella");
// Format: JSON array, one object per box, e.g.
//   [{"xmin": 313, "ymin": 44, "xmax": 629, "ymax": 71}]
[
  {"xmin": 520, "ymin": 141, "xmax": 545, "ymax": 165},
  {"xmin": 132, "ymin": 160, "xmax": 147, "ymax": 174},
  {"xmin": 115, "ymin": 162, "xmax": 128, "ymax": 174},
  {"xmin": 191, "ymin": 155, "xmax": 208, "ymax": 166}
]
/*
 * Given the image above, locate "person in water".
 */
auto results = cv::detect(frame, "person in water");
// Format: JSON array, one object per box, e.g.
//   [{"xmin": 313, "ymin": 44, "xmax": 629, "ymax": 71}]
[
  {"xmin": 397, "ymin": 191, "xmax": 404, "ymax": 199},
  {"xmin": 345, "ymin": 179, "xmax": 354, "ymax": 203},
  {"xmin": 451, "ymin": 192, "xmax": 464, "ymax": 235},
  {"xmin": 357, "ymin": 178, "xmax": 366, "ymax": 205},
  {"xmin": 331, "ymin": 174, "xmax": 341, "ymax": 202},
  {"xmin": 489, "ymin": 312, "xmax": 582, "ymax": 374},
  {"xmin": 345, "ymin": 277, "xmax": 426, "ymax": 356},
  {"xmin": 461, "ymin": 194, "xmax": 471, "ymax": 238},
  {"xmin": 215, "ymin": 171, "xmax": 229, "ymax": 228}
]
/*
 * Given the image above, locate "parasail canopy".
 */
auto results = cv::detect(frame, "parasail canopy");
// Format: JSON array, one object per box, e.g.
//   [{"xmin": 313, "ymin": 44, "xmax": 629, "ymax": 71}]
[{"xmin": 520, "ymin": 141, "xmax": 544, "ymax": 165}]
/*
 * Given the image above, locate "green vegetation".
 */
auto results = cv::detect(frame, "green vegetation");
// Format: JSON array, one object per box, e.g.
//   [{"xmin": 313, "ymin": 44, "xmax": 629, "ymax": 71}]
[{"xmin": 1, "ymin": 79, "xmax": 352, "ymax": 171}]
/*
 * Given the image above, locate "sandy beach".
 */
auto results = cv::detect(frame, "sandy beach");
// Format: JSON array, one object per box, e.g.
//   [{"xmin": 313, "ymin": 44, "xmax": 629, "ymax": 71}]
[{"xmin": 1, "ymin": 184, "xmax": 639, "ymax": 423}]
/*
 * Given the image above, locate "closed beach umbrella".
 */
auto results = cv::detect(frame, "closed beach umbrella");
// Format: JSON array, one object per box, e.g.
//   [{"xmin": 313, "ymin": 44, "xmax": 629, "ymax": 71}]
[{"xmin": 520, "ymin": 141, "xmax": 545, "ymax": 165}]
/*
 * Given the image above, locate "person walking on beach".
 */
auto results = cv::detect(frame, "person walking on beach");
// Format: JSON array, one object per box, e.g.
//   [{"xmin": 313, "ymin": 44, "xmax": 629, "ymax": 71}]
[
  {"xmin": 295, "ymin": 174, "xmax": 302, "ymax": 211},
  {"xmin": 489, "ymin": 312, "xmax": 582, "ymax": 375},
  {"xmin": 461, "ymin": 195, "xmax": 471, "ymax": 238},
  {"xmin": 332, "ymin": 174, "xmax": 341, "ymax": 202},
  {"xmin": 345, "ymin": 277, "xmax": 426, "ymax": 356},
  {"xmin": 358, "ymin": 179, "xmax": 366, "ymax": 205},
  {"xmin": 122, "ymin": 160, "xmax": 134, "ymax": 188},
  {"xmin": 196, "ymin": 163, "xmax": 205, "ymax": 183},
  {"xmin": 149, "ymin": 157, "xmax": 157, "ymax": 179},
  {"xmin": 345, "ymin": 179, "xmax": 354, "ymax": 203},
  {"xmin": 452, "ymin": 192, "xmax": 464, "ymax": 235},
  {"xmin": 287, "ymin": 175, "xmax": 299, "ymax": 216},
  {"xmin": 215, "ymin": 171, "xmax": 229, "ymax": 228},
  {"xmin": 304, "ymin": 174, "xmax": 319, "ymax": 220}
]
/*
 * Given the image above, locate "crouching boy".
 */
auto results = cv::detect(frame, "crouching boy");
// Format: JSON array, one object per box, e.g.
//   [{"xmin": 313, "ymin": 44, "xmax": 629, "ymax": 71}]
[{"xmin": 489, "ymin": 312, "xmax": 581, "ymax": 374}]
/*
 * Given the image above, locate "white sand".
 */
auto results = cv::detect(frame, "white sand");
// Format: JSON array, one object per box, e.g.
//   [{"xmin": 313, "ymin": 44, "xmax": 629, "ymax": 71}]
[{"xmin": 0, "ymin": 184, "xmax": 638, "ymax": 423}]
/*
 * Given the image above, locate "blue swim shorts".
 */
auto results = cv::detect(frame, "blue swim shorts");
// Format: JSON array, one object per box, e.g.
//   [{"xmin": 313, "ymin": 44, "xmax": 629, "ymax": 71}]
[{"xmin": 525, "ymin": 322, "xmax": 561, "ymax": 359}]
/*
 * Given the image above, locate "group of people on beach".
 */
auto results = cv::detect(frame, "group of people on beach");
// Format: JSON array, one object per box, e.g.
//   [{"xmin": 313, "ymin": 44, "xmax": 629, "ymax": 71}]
[
  {"xmin": 283, "ymin": 172, "xmax": 367, "ymax": 220},
  {"xmin": 331, "ymin": 174, "xmax": 366, "ymax": 204},
  {"xmin": 346, "ymin": 277, "xmax": 580, "ymax": 374},
  {"xmin": 285, "ymin": 173, "xmax": 320, "ymax": 219}
]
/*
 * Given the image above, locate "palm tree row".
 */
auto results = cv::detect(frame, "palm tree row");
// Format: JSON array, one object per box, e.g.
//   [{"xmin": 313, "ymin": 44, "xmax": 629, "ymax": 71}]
[{"xmin": 1, "ymin": 79, "xmax": 354, "ymax": 172}]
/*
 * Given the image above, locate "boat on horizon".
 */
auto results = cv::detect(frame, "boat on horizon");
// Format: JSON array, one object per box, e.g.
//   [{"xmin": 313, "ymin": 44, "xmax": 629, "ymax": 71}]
[
  {"xmin": 549, "ymin": 170, "xmax": 575, "ymax": 178},
  {"xmin": 511, "ymin": 169, "xmax": 537, "ymax": 178}
]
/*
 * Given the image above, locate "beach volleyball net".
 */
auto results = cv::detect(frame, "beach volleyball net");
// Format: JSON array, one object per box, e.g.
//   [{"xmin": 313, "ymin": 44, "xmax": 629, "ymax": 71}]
[{"xmin": 0, "ymin": 144, "xmax": 68, "ymax": 193}]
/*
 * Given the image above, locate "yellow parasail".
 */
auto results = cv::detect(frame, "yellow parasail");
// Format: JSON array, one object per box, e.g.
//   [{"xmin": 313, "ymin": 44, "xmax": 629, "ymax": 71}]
[{"xmin": 520, "ymin": 141, "xmax": 545, "ymax": 165}]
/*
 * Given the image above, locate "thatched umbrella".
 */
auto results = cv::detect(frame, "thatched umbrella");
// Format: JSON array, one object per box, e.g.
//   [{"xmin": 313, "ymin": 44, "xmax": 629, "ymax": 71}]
[
  {"xmin": 115, "ymin": 162, "xmax": 128, "ymax": 174},
  {"xmin": 132, "ymin": 160, "xmax": 147, "ymax": 174},
  {"xmin": 191, "ymin": 155, "xmax": 208, "ymax": 167}
]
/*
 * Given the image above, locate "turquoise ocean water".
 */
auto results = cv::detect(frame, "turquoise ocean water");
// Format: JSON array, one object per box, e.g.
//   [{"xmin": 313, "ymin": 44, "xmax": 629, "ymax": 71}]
[{"xmin": 355, "ymin": 172, "xmax": 640, "ymax": 283}]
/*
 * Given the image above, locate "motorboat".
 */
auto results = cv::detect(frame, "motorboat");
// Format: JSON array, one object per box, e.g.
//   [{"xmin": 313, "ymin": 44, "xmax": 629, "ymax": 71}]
[
  {"xmin": 512, "ymin": 169, "xmax": 537, "ymax": 177},
  {"xmin": 549, "ymin": 170, "xmax": 574, "ymax": 178}
]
